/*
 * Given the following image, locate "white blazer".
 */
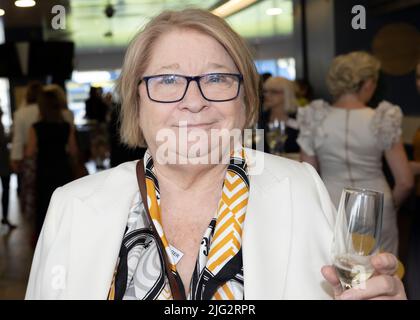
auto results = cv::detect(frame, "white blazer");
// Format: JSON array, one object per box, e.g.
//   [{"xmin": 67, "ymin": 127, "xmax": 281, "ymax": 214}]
[{"xmin": 25, "ymin": 149, "xmax": 336, "ymax": 300}]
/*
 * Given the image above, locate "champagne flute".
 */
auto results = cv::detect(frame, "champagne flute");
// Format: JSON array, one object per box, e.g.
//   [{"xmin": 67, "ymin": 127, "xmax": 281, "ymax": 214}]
[
  {"xmin": 277, "ymin": 120, "xmax": 288, "ymax": 154},
  {"xmin": 266, "ymin": 119, "xmax": 288, "ymax": 155},
  {"xmin": 332, "ymin": 187, "xmax": 384, "ymax": 290}
]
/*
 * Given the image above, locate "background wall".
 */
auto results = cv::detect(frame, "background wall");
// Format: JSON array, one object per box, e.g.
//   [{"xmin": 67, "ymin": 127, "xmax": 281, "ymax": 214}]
[
  {"xmin": 304, "ymin": 0, "xmax": 335, "ymax": 100},
  {"xmin": 75, "ymin": 48, "xmax": 124, "ymax": 71},
  {"xmin": 70, "ymin": 0, "xmax": 420, "ymax": 132},
  {"xmin": 334, "ymin": 0, "xmax": 420, "ymax": 116}
]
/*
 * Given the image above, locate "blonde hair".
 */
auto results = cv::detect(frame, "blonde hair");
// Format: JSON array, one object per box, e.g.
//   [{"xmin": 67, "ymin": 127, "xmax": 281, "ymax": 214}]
[
  {"xmin": 38, "ymin": 89, "xmax": 64, "ymax": 123},
  {"xmin": 44, "ymin": 84, "xmax": 68, "ymax": 110},
  {"xmin": 326, "ymin": 51, "xmax": 381, "ymax": 98},
  {"xmin": 264, "ymin": 76, "xmax": 297, "ymax": 114},
  {"xmin": 117, "ymin": 8, "xmax": 260, "ymax": 148}
]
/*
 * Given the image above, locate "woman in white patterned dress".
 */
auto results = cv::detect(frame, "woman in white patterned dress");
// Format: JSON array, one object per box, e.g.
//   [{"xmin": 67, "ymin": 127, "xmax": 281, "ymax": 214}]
[{"xmin": 297, "ymin": 52, "xmax": 414, "ymax": 256}]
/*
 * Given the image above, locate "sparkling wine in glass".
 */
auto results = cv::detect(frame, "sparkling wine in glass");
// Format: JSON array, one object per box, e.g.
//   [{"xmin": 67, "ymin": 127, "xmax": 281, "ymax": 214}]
[
  {"xmin": 332, "ymin": 187, "xmax": 383, "ymax": 290},
  {"xmin": 277, "ymin": 120, "xmax": 288, "ymax": 154},
  {"xmin": 267, "ymin": 119, "xmax": 288, "ymax": 155}
]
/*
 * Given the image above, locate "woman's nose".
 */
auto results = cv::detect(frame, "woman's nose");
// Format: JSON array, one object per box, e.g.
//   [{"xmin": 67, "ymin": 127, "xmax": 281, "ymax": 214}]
[{"xmin": 179, "ymin": 81, "xmax": 208, "ymax": 113}]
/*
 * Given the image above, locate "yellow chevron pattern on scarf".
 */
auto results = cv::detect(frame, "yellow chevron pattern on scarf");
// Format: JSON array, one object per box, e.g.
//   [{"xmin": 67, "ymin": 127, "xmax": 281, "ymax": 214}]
[
  {"xmin": 107, "ymin": 149, "xmax": 248, "ymax": 300},
  {"xmin": 144, "ymin": 148, "xmax": 248, "ymax": 300},
  {"xmin": 207, "ymin": 170, "xmax": 248, "ymax": 273},
  {"xmin": 209, "ymin": 149, "xmax": 248, "ymax": 300}
]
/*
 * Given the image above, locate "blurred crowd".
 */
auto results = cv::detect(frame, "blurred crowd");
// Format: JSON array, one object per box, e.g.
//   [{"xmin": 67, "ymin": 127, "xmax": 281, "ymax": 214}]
[{"xmin": 0, "ymin": 81, "xmax": 146, "ymax": 243}]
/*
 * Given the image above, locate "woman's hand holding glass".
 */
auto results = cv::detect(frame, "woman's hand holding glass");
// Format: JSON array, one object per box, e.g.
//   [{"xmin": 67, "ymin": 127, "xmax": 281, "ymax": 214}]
[
  {"xmin": 322, "ymin": 187, "xmax": 406, "ymax": 299},
  {"xmin": 322, "ymin": 253, "xmax": 406, "ymax": 299}
]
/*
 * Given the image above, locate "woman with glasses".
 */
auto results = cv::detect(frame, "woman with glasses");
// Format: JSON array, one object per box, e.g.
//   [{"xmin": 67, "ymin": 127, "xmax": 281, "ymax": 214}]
[
  {"xmin": 262, "ymin": 76, "xmax": 300, "ymax": 155},
  {"xmin": 26, "ymin": 9, "xmax": 406, "ymax": 300}
]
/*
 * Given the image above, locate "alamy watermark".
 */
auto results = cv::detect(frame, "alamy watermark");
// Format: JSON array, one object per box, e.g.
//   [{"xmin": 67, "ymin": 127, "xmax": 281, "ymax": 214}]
[
  {"xmin": 51, "ymin": 5, "xmax": 66, "ymax": 30},
  {"xmin": 50, "ymin": 5, "xmax": 367, "ymax": 31},
  {"xmin": 153, "ymin": 121, "xmax": 265, "ymax": 175},
  {"xmin": 51, "ymin": 265, "xmax": 66, "ymax": 290},
  {"xmin": 351, "ymin": 5, "xmax": 366, "ymax": 30}
]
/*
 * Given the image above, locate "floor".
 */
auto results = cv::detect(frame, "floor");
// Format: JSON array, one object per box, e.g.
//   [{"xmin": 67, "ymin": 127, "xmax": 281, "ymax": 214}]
[
  {"xmin": 0, "ymin": 175, "xmax": 34, "ymax": 300},
  {"xmin": 0, "ymin": 161, "xmax": 106, "ymax": 300}
]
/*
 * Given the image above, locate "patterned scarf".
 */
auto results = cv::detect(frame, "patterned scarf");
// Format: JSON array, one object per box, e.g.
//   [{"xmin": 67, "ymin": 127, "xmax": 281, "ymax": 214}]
[{"xmin": 108, "ymin": 149, "xmax": 249, "ymax": 300}]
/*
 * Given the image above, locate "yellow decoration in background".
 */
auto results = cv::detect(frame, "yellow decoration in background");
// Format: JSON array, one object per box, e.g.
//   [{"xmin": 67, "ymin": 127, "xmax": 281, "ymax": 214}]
[
  {"xmin": 373, "ymin": 23, "xmax": 420, "ymax": 76},
  {"xmin": 351, "ymin": 232, "xmax": 405, "ymax": 279}
]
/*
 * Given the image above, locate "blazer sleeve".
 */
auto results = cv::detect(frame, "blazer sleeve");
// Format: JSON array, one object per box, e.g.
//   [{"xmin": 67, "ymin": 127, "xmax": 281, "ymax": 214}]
[
  {"xmin": 25, "ymin": 187, "xmax": 65, "ymax": 299},
  {"xmin": 303, "ymin": 161, "xmax": 336, "ymax": 229},
  {"xmin": 304, "ymin": 161, "xmax": 337, "ymax": 298},
  {"xmin": 284, "ymin": 161, "xmax": 337, "ymax": 299}
]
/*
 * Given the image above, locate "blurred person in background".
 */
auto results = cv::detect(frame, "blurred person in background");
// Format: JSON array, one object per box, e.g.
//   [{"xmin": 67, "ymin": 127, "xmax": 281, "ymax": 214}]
[
  {"xmin": 261, "ymin": 72, "xmax": 272, "ymax": 83},
  {"xmin": 85, "ymin": 86, "xmax": 110, "ymax": 170},
  {"xmin": 262, "ymin": 76, "xmax": 300, "ymax": 154},
  {"xmin": 108, "ymin": 95, "xmax": 146, "ymax": 168},
  {"xmin": 85, "ymin": 86, "xmax": 108, "ymax": 123},
  {"xmin": 411, "ymin": 62, "xmax": 420, "ymax": 176},
  {"xmin": 44, "ymin": 84, "xmax": 74, "ymax": 119},
  {"xmin": 256, "ymin": 72, "xmax": 271, "ymax": 124},
  {"xmin": 10, "ymin": 81, "xmax": 43, "ymax": 173},
  {"xmin": 255, "ymin": 73, "xmax": 269, "ymax": 131},
  {"xmin": 10, "ymin": 81, "xmax": 44, "ymax": 217},
  {"xmin": 404, "ymin": 60, "xmax": 420, "ymax": 299},
  {"xmin": 45, "ymin": 84, "xmax": 87, "ymax": 179},
  {"xmin": 25, "ymin": 89, "xmax": 79, "ymax": 238},
  {"xmin": 103, "ymin": 92, "xmax": 114, "ymax": 116},
  {"xmin": 0, "ymin": 107, "xmax": 15, "ymax": 229},
  {"xmin": 294, "ymin": 78, "xmax": 313, "ymax": 107},
  {"xmin": 10, "ymin": 82, "xmax": 74, "ymax": 218},
  {"xmin": 298, "ymin": 51, "xmax": 414, "ymax": 256}
]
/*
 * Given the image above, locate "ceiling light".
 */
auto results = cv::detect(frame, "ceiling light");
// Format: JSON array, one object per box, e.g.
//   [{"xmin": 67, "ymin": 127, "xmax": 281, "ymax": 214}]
[
  {"xmin": 266, "ymin": 7, "xmax": 283, "ymax": 15},
  {"xmin": 0, "ymin": 9, "xmax": 5, "ymax": 16},
  {"xmin": 212, "ymin": 0, "xmax": 257, "ymax": 18},
  {"xmin": 14, "ymin": 0, "xmax": 36, "ymax": 8}
]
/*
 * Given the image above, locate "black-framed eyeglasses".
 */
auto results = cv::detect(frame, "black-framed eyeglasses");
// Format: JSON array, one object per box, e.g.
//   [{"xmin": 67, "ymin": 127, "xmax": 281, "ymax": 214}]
[{"xmin": 139, "ymin": 73, "xmax": 243, "ymax": 103}]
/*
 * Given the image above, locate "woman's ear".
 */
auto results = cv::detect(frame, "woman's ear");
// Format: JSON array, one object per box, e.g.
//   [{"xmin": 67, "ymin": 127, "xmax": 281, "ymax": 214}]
[
  {"xmin": 364, "ymin": 78, "xmax": 377, "ymax": 91},
  {"xmin": 358, "ymin": 78, "xmax": 376, "ymax": 103},
  {"xmin": 360, "ymin": 79, "xmax": 370, "ymax": 92}
]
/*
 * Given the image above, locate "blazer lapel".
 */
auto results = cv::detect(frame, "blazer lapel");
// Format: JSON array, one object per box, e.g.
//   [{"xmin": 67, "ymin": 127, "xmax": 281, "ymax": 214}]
[
  {"xmin": 243, "ymin": 168, "xmax": 293, "ymax": 299},
  {"xmin": 66, "ymin": 161, "xmax": 138, "ymax": 299}
]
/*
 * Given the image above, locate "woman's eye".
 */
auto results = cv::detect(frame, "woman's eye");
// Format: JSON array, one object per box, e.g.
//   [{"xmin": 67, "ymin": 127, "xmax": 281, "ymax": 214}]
[
  {"xmin": 160, "ymin": 76, "xmax": 177, "ymax": 84},
  {"xmin": 207, "ymin": 75, "xmax": 226, "ymax": 83}
]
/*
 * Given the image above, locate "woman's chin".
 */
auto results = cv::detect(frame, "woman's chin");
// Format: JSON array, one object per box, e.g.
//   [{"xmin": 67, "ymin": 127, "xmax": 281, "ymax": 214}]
[{"xmin": 154, "ymin": 145, "xmax": 231, "ymax": 166}]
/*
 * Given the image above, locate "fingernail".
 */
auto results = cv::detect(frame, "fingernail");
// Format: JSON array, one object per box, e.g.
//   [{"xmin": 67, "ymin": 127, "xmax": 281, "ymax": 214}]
[
  {"xmin": 379, "ymin": 255, "xmax": 389, "ymax": 267},
  {"xmin": 372, "ymin": 255, "xmax": 385, "ymax": 266}
]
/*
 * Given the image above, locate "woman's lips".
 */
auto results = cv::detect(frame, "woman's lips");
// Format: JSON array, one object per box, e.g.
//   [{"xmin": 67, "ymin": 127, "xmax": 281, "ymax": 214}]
[{"xmin": 173, "ymin": 122, "xmax": 216, "ymax": 129}]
